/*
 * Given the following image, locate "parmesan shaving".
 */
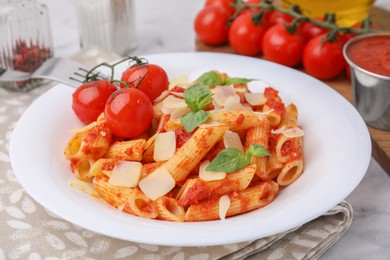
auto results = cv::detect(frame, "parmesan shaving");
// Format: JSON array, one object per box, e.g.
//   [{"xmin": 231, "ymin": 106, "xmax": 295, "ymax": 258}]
[
  {"xmin": 219, "ymin": 195, "xmax": 231, "ymax": 220},
  {"xmin": 70, "ymin": 179, "xmax": 100, "ymax": 198},
  {"xmin": 271, "ymin": 126, "xmax": 305, "ymax": 138},
  {"xmin": 223, "ymin": 130, "xmax": 244, "ymax": 152},
  {"xmin": 198, "ymin": 121, "xmax": 222, "ymax": 128},
  {"xmin": 170, "ymin": 106, "xmax": 192, "ymax": 120},
  {"xmin": 244, "ymin": 92, "xmax": 266, "ymax": 106},
  {"xmin": 139, "ymin": 167, "xmax": 175, "ymax": 200},
  {"xmin": 162, "ymin": 95, "xmax": 187, "ymax": 109},
  {"xmin": 253, "ymin": 109, "xmax": 275, "ymax": 117},
  {"xmin": 199, "ymin": 160, "xmax": 226, "ymax": 181},
  {"xmin": 223, "ymin": 95, "xmax": 248, "ymax": 111},
  {"xmin": 169, "ymin": 75, "xmax": 189, "ymax": 89},
  {"xmin": 109, "ymin": 161, "xmax": 142, "ymax": 187},
  {"xmin": 154, "ymin": 131, "xmax": 176, "ymax": 161},
  {"xmin": 153, "ymin": 90, "xmax": 170, "ymax": 104},
  {"xmin": 213, "ymin": 86, "xmax": 237, "ymax": 107}
]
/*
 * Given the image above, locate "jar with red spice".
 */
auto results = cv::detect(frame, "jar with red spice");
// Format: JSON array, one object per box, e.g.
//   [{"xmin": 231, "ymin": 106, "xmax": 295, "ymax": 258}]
[{"xmin": 0, "ymin": 0, "xmax": 53, "ymax": 91}]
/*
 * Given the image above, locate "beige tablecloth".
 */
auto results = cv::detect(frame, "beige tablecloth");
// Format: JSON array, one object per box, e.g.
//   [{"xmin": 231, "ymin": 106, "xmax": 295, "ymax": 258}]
[{"xmin": 0, "ymin": 48, "xmax": 353, "ymax": 259}]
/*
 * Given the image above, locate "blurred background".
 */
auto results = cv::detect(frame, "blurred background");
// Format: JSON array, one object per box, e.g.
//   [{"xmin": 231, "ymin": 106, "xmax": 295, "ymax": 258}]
[{"xmin": 38, "ymin": 0, "xmax": 390, "ymax": 58}]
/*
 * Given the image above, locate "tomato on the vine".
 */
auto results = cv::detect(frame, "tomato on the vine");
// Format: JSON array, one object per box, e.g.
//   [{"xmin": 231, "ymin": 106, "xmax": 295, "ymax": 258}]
[
  {"xmin": 299, "ymin": 18, "xmax": 329, "ymax": 41},
  {"xmin": 268, "ymin": 11, "xmax": 294, "ymax": 26},
  {"xmin": 121, "ymin": 63, "xmax": 169, "ymax": 102},
  {"xmin": 205, "ymin": 0, "xmax": 235, "ymax": 15},
  {"xmin": 104, "ymin": 88, "xmax": 153, "ymax": 139},
  {"xmin": 228, "ymin": 13, "xmax": 267, "ymax": 56},
  {"xmin": 262, "ymin": 24, "xmax": 306, "ymax": 67},
  {"xmin": 194, "ymin": 5, "xmax": 230, "ymax": 45},
  {"xmin": 72, "ymin": 80, "xmax": 117, "ymax": 124},
  {"xmin": 302, "ymin": 33, "xmax": 346, "ymax": 80}
]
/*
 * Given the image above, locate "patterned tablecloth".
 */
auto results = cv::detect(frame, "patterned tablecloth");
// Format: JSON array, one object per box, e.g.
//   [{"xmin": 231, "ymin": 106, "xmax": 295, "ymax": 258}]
[{"xmin": 0, "ymin": 49, "xmax": 353, "ymax": 259}]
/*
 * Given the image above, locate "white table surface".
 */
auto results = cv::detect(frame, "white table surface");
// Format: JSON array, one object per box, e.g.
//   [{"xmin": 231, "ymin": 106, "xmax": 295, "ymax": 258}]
[{"xmin": 32, "ymin": 0, "xmax": 390, "ymax": 259}]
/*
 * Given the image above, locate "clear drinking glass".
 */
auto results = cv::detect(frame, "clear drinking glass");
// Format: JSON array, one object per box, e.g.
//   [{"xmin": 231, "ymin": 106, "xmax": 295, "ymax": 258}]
[
  {"xmin": 74, "ymin": 0, "xmax": 137, "ymax": 55},
  {"xmin": 0, "ymin": 0, "xmax": 53, "ymax": 91}
]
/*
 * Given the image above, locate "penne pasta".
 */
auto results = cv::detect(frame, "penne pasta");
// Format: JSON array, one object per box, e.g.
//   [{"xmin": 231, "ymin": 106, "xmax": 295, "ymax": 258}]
[
  {"xmin": 184, "ymin": 180, "xmax": 279, "ymax": 221},
  {"xmin": 209, "ymin": 110, "xmax": 259, "ymax": 131},
  {"xmin": 104, "ymin": 139, "xmax": 146, "ymax": 161},
  {"xmin": 277, "ymin": 159, "xmax": 304, "ymax": 186},
  {"xmin": 93, "ymin": 175, "xmax": 159, "ymax": 219},
  {"xmin": 245, "ymin": 117, "xmax": 270, "ymax": 179},
  {"xmin": 156, "ymin": 196, "xmax": 185, "ymax": 222},
  {"xmin": 64, "ymin": 117, "xmax": 112, "ymax": 160},
  {"xmin": 163, "ymin": 125, "xmax": 229, "ymax": 182},
  {"xmin": 176, "ymin": 164, "xmax": 256, "ymax": 206}
]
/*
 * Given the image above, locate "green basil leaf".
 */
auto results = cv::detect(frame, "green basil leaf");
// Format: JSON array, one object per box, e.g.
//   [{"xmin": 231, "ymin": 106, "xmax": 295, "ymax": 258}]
[
  {"xmin": 180, "ymin": 110, "xmax": 210, "ymax": 132},
  {"xmin": 225, "ymin": 77, "xmax": 255, "ymax": 85},
  {"xmin": 206, "ymin": 148, "xmax": 249, "ymax": 173},
  {"xmin": 246, "ymin": 144, "xmax": 270, "ymax": 158},
  {"xmin": 183, "ymin": 84, "xmax": 213, "ymax": 112},
  {"xmin": 207, "ymin": 144, "xmax": 270, "ymax": 173},
  {"xmin": 196, "ymin": 71, "xmax": 224, "ymax": 86}
]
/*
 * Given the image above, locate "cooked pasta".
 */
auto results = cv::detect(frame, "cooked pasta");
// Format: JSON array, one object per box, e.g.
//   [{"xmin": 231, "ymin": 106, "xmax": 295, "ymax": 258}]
[{"xmin": 64, "ymin": 70, "xmax": 305, "ymax": 222}]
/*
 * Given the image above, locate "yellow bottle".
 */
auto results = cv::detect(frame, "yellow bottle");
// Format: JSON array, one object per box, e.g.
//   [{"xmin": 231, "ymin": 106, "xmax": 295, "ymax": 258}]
[{"xmin": 281, "ymin": 0, "xmax": 374, "ymax": 26}]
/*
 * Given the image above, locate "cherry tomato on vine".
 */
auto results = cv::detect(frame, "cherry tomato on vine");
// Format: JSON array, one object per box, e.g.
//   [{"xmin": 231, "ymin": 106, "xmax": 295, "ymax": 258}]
[
  {"xmin": 194, "ymin": 5, "xmax": 230, "ymax": 45},
  {"xmin": 104, "ymin": 88, "xmax": 153, "ymax": 139},
  {"xmin": 72, "ymin": 80, "xmax": 117, "ymax": 124},
  {"xmin": 228, "ymin": 13, "xmax": 267, "ymax": 56},
  {"xmin": 121, "ymin": 63, "xmax": 169, "ymax": 102},
  {"xmin": 205, "ymin": 0, "xmax": 235, "ymax": 15},
  {"xmin": 302, "ymin": 33, "xmax": 346, "ymax": 80},
  {"xmin": 262, "ymin": 24, "xmax": 306, "ymax": 67},
  {"xmin": 299, "ymin": 18, "xmax": 329, "ymax": 41},
  {"xmin": 268, "ymin": 11, "xmax": 294, "ymax": 26}
]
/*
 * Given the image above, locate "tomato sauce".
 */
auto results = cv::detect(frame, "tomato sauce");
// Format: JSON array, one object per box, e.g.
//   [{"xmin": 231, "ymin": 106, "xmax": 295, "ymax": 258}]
[{"xmin": 347, "ymin": 35, "xmax": 390, "ymax": 77}]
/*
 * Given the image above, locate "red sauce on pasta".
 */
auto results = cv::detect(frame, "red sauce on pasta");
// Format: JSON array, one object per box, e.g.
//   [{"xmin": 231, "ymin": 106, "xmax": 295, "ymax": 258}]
[
  {"xmin": 264, "ymin": 87, "xmax": 286, "ymax": 114},
  {"xmin": 347, "ymin": 35, "xmax": 390, "ymax": 77}
]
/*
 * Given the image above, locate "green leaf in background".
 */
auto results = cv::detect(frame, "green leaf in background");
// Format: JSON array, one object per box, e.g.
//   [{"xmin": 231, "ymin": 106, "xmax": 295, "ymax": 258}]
[
  {"xmin": 183, "ymin": 84, "xmax": 213, "ymax": 112},
  {"xmin": 180, "ymin": 110, "xmax": 210, "ymax": 132},
  {"xmin": 225, "ymin": 77, "xmax": 255, "ymax": 85},
  {"xmin": 206, "ymin": 144, "xmax": 269, "ymax": 173},
  {"xmin": 195, "ymin": 71, "xmax": 224, "ymax": 86}
]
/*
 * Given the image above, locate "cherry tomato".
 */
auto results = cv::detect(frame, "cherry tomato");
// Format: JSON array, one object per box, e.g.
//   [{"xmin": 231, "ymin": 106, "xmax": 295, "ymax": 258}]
[
  {"xmin": 262, "ymin": 24, "xmax": 306, "ymax": 67},
  {"xmin": 121, "ymin": 63, "xmax": 169, "ymax": 102},
  {"xmin": 302, "ymin": 33, "xmax": 346, "ymax": 80},
  {"xmin": 194, "ymin": 5, "xmax": 230, "ymax": 45},
  {"xmin": 299, "ymin": 18, "xmax": 329, "ymax": 41},
  {"xmin": 228, "ymin": 13, "xmax": 267, "ymax": 56},
  {"xmin": 205, "ymin": 0, "xmax": 235, "ymax": 16},
  {"xmin": 104, "ymin": 88, "xmax": 153, "ymax": 139},
  {"xmin": 268, "ymin": 11, "xmax": 294, "ymax": 26},
  {"xmin": 72, "ymin": 80, "xmax": 117, "ymax": 124}
]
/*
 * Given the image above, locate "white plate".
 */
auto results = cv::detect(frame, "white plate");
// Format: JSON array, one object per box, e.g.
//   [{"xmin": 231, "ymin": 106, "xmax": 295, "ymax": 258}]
[{"xmin": 10, "ymin": 52, "xmax": 371, "ymax": 246}]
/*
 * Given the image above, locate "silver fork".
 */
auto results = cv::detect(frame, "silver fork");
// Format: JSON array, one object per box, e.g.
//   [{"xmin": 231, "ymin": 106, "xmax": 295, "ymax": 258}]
[{"xmin": 0, "ymin": 57, "xmax": 105, "ymax": 88}]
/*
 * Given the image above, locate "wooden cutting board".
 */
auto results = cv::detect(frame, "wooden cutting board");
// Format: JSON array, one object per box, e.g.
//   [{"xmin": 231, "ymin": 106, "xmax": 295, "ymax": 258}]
[{"xmin": 195, "ymin": 7, "xmax": 390, "ymax": 175}]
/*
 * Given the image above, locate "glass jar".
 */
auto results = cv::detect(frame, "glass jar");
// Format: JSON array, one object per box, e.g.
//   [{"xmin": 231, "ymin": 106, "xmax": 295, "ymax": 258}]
[
  {"xmin": 281, "ymin": 0, "xmax": 374, "ymax": 27},
  {"xmin": 74, "ymin": 0, "xmax": 137, "ymax": 55},
  {"xmin": 0, "ymin": 0, "xmax": 53, "ymax": 91}
]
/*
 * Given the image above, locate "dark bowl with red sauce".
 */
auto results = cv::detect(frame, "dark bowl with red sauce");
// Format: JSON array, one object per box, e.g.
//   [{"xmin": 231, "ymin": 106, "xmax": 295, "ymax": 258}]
[{"xmin": 343, "ymin": 32, "xmax": 390, "ymax": 130}]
